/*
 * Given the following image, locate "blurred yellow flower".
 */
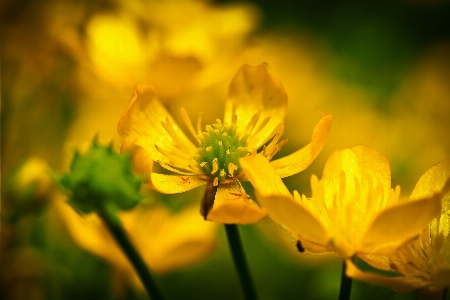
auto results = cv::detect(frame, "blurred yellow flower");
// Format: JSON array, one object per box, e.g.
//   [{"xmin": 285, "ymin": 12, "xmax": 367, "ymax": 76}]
[
  {"xmin": 118, "ymin": 63, "xmax": 332, "ymax": 224},
  {"xmin": 241, "ymin": 145, "xmax": 442, "ymax": 260},
  {"xmin": 66, "ymin": 0, "xmax": 260, "ymax": 98},
  {"xmin": 345, "ymin": 159, "xmax": 450, "ymax": 296},
  {"xmin": 6, "ymin": 158, "xmax": 56, "ymax": 214},
  {"xmin": 61, "ymin": 0, "xmax": 261, "ymax": 167},
  {"xmin": 53, "ymin": 198, "xmax": 218, "ymax": 286}
]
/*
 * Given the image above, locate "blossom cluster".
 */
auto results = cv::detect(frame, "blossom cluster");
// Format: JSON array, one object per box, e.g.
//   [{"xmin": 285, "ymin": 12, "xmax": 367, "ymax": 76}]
[{"xmin": 118, "ymin": 63, "xmax": 450, "ymax": 297}]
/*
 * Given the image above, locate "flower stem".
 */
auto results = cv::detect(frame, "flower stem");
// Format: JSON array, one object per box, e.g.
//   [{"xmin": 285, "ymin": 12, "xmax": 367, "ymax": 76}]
[
  {"xmin": 99, "ymin": 208, "xmax": 165, "ymax": 300},
  {"xmin": 225, "ymin": 224, "xmax": 258, "ymax": 300},
  {"xmin": 338, "ymin": 257, "xmax": 355, "ymax": 300}
]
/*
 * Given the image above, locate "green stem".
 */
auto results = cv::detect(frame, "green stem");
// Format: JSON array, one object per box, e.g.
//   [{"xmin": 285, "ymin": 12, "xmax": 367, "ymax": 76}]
[
  {"xmin": 225, "ymin": 224, "xmax": 258, "ymax": 300},
  {"xmin": 99, "ymin": 208, "xmax": 165, "ymax": 300},
  {"xmin": 338, "ymin": 257, "xmax": 355, "ymax": 300}
]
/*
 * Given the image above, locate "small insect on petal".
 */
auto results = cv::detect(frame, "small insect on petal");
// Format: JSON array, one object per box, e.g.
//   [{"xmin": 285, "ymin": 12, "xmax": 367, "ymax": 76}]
[{"xmin": 296, "ymin": 240, "xmax": 305, "ymax": 253}]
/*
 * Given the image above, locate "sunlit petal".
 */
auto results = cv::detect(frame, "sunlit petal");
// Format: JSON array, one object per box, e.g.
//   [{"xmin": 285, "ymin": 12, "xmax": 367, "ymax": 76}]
[
  {"xmin": 321, "ymin": 145, "xmax": 391, "ymax": 210},
  {"xmin": 362, "ymin": 194, "xmax": 441, "ymax": 251},
  {"xmin": 225, "ymin": 63, "xmax": 288, "ymax": 149},
  {"xmin": 271, "ymin": 113, "xmax": 332, "ymax": 178},
  {"xmin": 240, "ymin": 154, "xmax": 291, "ymax": 197},
  {"xmin": 258, "ymin": 194, "xmax": 329, "ymax": 246},
  {"xmin": 117, "ymin": 85, "xmax": 197, "ymax": 162},
  {"xmin": 240, "ymin": 154, "xmax": 329, "ymax": 244}
]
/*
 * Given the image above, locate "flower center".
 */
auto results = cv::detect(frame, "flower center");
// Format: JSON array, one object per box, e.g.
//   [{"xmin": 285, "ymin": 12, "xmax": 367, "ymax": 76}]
[{"xmin": 195, "ymin": 120, "xmax": 249, "ymax": 186}]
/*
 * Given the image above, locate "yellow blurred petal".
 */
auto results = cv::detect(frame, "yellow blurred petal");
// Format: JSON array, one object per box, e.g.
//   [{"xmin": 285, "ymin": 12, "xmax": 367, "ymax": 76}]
[
  {"xmin": 86, "ymin": 14, "xmax": 147, "ymax": 85},
  {"xmin": 149, "ymin": 173, "xmax": 206, "ymax": 194},
  {"xmin": 117, "ymin": 85, "xmax": 197, "ymax": 169},
  {"xmin": 52, "ymin": 198, "xmax": 129, "ymax": 269},
  {"xmin": 240, "ymin": 154, "xmax": 328, "ymax": 244},
  {"xmin": 270, "ymin": 113, "xmax": 332, "ymax": 178},
  {"xmin": 240, "ymin": 154, "xmax": 291, "ymax": 197},
  {"xmin": 121, "ymin": 204, "xmax": 219, "ymax": 273},
  {"xmin": 345, "ymin": 258, "xmax": 424, "ymax": 292},
  {"xmin": 362, "ymin": 194, "xmax": 441, "ymax": 251},
  {"xmin": 225, "ymin": 63, "xmax": 288, "ymax": 149},
  {"xmin": 206, "ymin": 184, "xmax": 268, "ymax": 224}
]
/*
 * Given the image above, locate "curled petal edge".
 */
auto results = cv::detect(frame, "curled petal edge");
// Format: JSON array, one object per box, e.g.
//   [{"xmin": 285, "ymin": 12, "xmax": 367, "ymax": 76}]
[
  {"xmin": 345, "ymin": 258, "xmax": 427, "ymax": 292},
  {"xmin": 271, "ymin": 112, "xmax": 332, "ymax": 178}
]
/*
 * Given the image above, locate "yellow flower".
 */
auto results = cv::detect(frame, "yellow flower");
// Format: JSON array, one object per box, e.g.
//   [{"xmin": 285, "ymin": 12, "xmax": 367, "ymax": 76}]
[
  {"xmin": 53, "ymin": 198, "xmax": 218, "ymax": 286},
  {"xmin": 240, "ymin": 145, "xmax": 442, "ymax": 258},
  {"xmin": 345, "ymin": 159, "xmax": 450, "ymax": 296},
  {"xmin": 118, "ymin": 63, "xmax": 332, "ymax": 224}
]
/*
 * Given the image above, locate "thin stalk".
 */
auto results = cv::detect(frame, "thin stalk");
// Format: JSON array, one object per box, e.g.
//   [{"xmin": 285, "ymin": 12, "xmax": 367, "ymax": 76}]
[
  {"xmin": 338, "ymin": 257, "xmax": 355, "ymax": 300},
  {"xmin": 99, "ymin": 209, "xmax": 165, "ymax": 300},
  {"xmin": 225, "ymin": 224, "xmax": 258, "ymax": 300}
]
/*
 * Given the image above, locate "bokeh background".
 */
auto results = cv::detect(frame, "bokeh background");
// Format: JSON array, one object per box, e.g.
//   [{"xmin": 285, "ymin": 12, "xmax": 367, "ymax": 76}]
[{"xmin": 2, "ymin": 0, "xmax": 450, "ymax": 299}]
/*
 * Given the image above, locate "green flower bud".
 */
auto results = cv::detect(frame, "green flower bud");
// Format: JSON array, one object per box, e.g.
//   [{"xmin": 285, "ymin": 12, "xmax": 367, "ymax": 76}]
[{"xmin": 58, "ymin": 140, "xmax": 144, "ymax": 214}]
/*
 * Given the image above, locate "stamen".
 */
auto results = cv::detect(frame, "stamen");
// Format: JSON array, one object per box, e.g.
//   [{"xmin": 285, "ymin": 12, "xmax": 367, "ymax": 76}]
[
  {"xmin": 211, "ymin": 158, "xmax": 219, "ymax": 174},
  {"xmin": 196, "ymin": 113, "xmax": 204, "ymax": 136},
  {"xmin": 199, "ymin": 162, "xmax": 208, "ymax": 167},
  {"xmin": 206, "ymin": 146, "xmax": 212, "ymax": 152},
  {"xmin": 181, "ymin": 108, "xmax": 200, "ymax": 144},
  {"xmin": 213, "ymin": 177, "xmax": 219, "ymax": 186},
  {"xmin": 251, "ymin": 116, "xmax": 271, "ymax": 136},
  {"xmin": 226, "ymin": 149, "xmax": 230, "ymax": 155},
  {"xmin": 220, "ymin": 169, "xmax": 226, "ymax": 178},
  {"xmin": 265, "ymin": 133, "xmax": 281, "ymax": 156},
  {"xmin": 228, "ymin": 163, "xmax": 237, "ymax": 176},
  {"xmin": 188, "ymin": 164, "xmax": 203, "ymax": 174},
  {"xmin": 158, "ymin": 162, "xmax": 195, "ymax": 175},
  {"xmin": 218, "ymin": 141, "xmax": 223, "ymax": 157},
  {"xmin": 244, "ymin": 107, "xmax": 262, "ymax": 136}
]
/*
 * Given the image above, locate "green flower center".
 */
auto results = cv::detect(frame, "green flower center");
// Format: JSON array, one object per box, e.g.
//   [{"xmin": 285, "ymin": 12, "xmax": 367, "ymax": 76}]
[{"xmin": 195, "ymin": 120, "xmax": 249, "ymax": 185}]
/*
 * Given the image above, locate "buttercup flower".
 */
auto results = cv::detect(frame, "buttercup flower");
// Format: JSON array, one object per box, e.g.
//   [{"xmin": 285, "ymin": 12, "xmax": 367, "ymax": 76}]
[
  {"xmin": 345, "ymin": 159, "xmax": 450, "ymax": 296},
  {"xmin": 241, "ymin": 145, "xmax": 442, "ymax": 258},
  {"xmin": 118, "ymin": 63, "xmax": 332, "ymax": 224}
]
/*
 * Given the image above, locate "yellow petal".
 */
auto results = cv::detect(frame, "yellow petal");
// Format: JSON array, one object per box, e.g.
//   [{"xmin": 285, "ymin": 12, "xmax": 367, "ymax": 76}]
[
  {"xmin": 240, "ymin": 154, "xmax": 291, "ymax": 197},
  {"xmin": 149, "ymin": 173, "xmax": 206, "ymax": 194},
  {"xmin": 117, "ymin": 85, "xmax": 197, "ymax": 170},
  {"xmin": 257, "ymin": 194, "xmax": 330, "ymax": 246},
  {"xmin": 225, "ymin": 63, "xmax": 288, "ymax": 149},
  {"xmin": 206, "ymin": 184, "xmax": 268, "ymax": 224},
  {"xmin": 270, "ymin": 113, "xmax": 332, "ymax": 178},
  {"xmin": 411, "ymin": 159, "xmax": 450, "ymax": 200},
  {"xmin": 411, "ymin": 159, "xmax": 450, "ymax": 241},
  {"xmin": 240, "ymin": 154, "xmax": 329, "ymax": 245},
  {"xmin": 121, "ymin": 137, "xmax": 153, "ymax": 178},
  {"xmin": 321, "ymin": 145, "xmax": 391, "ymax": 210},
  {"xmin": 362, "ymin": 194, "xmax": 441, "ymax": 252},
  {"xmin": 345, "ymin": 258, "xmax": 425, "ymax": 292},
  {"xmin": 358, "ymin": 254, "xmax": 393, "ymax": 271}
]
